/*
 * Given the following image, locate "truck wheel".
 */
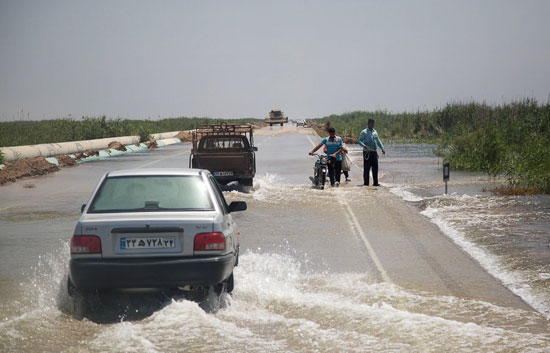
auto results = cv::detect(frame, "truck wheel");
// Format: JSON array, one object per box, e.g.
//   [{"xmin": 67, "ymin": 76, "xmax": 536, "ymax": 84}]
[
  {"xmin": 270, "ymin": 123, "xmax": 273, "ymax": 126},
  {"xmin": 240, "ymin": 178, "xmax": 253, "ymax": 186},
  {"xmin": 280, "ymin": 123, "xmax": 283, "ymax": 126}
]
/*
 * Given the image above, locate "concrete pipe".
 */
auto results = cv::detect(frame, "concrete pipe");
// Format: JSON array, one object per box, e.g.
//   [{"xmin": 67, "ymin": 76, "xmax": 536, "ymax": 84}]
[
  {"xmin": 0, "ymin": 135, "xmax": 140, "ymax": 162},
  {"xmin": 150, "ymin": 131, "xmax": 181, "ymax": 140}
]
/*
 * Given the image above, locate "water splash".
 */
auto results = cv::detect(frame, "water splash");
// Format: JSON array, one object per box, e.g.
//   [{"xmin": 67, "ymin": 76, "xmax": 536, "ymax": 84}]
[
  {"xmin": 2, "ymin": 249, "xmax": 549, "ymax": 352},
  {"xmin": 86, "ymin": 251, "xmax": 550, "ymax": 352}
]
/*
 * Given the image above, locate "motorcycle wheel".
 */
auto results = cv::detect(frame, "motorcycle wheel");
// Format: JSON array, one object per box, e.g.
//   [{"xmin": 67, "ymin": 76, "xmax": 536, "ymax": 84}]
[
  {"xmin": 312, "ymin": 169, "xmax": 318, "ymax": 185},
  {"xmin": 320, "ymin": 170, "xmax": 326, "ymax": 189}
]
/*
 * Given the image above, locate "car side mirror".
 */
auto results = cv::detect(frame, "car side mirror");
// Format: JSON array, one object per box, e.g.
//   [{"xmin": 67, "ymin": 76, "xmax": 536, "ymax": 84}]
[
  {"xmin": 228, "ymin": 201, "xmax": 247, "ymax": 213},
  {"xmin": 252, "ymin": 146, "xmax": 258, "ymax": 151},
  {"xmin": 81, "ymin": 204, "xmax": 86, "ymax": 213}
]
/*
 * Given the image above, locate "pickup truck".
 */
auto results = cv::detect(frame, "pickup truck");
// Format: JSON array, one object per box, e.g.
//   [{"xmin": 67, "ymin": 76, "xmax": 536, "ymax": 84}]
[{"xmin": 189, "ymin": 123, "xmax": 257, "ymax": 186}]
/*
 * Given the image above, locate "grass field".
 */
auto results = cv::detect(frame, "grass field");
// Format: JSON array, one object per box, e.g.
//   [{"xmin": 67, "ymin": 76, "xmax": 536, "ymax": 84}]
[{"xmin": 0, "ymin": 116, "xmax": 261, "ymax": 148}]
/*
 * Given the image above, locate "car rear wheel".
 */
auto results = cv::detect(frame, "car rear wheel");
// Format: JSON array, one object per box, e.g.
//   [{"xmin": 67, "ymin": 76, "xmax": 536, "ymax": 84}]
[
  {"xmin": 66, "ymin": 276, "xmax": 89, "ymax": 318},
  {"xmin": 215, "ymin": 272, "xmax": 234, "ymax": 295},
  {"xmin": 67, "ymin": 276, "xmax": 81, "ymax": 297}
]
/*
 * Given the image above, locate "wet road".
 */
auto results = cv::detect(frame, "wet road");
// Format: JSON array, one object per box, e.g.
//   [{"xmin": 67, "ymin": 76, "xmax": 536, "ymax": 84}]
[{"xmin": 1, "ymin": 125, "xmax": 549, "ymax": 352}]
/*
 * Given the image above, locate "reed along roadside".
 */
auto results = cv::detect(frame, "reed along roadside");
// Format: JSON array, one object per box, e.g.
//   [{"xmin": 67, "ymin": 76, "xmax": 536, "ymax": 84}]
[
  {"xmin": 0, "ymin": 115, "xmax": 262, "ymax": 148},
  {"xmin": 311, "ymin": 99, "xmax": 550, "ymax": 194}
]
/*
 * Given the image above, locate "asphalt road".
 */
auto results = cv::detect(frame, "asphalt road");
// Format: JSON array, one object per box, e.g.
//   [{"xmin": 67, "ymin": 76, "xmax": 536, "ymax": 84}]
[
  {"xmin": 249, "ymin": 125, "xmax": 533, "ymax": 310},
  {"xmin": 0, "ymin": 124, "xmax": 533, "ymax": 309}
]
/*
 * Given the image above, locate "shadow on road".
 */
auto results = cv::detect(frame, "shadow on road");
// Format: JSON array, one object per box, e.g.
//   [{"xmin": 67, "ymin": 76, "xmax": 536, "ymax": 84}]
[{"xmin": 220, "ymin": 182, "xmax": 252, "ymax": 193}]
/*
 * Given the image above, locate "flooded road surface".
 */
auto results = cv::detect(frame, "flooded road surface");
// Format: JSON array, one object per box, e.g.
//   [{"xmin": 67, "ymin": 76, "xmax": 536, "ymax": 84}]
[
  {"xmin": 1, "ymin": 125, "xmax": 549, "ymax": 352},
  {"xmin": 371, "ymin": 143, "xmax": 550, "ymax": 318}
]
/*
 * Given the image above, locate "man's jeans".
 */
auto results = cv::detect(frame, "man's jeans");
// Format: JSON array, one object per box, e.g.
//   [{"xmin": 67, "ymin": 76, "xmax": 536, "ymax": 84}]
[
  {"xmin": 363, "ymin": 150, "xmax": 378, "ymax": 185},
  {"xmin": 328, "ymin": 157, "xmax": 342, "ymax": 185}
]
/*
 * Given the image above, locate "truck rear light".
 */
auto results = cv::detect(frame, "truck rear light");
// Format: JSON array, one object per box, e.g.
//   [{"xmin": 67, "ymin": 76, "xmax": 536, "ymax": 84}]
[
  {"xmin": 71, "ymin": 235, "xmax": 102, "ymax": 254},
  {"xmin": 194, "ymin": 232, "xmax": 226, "ymax": 251}
]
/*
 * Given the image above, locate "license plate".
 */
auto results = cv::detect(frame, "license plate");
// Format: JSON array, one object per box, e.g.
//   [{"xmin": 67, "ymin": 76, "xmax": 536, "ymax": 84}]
[
  {"xmin": 120, "ymin": 236, "xmax": 176, "ymax": 250},
  {"xmin": 213, "ymin": 171, "xmax": 234, "ymax": 176}
]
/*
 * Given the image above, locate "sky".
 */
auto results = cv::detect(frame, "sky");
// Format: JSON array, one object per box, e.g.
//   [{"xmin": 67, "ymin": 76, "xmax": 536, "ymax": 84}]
[{"xmin": 1, "ymin": 0, "xmax": 549, "ymax": 121}]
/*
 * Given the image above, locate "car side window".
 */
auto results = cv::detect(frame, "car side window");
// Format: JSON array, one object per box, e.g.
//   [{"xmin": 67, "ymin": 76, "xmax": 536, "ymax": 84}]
[{"xmin": 208, "ymin": 175, "xmax": 229, "ymax": 214}]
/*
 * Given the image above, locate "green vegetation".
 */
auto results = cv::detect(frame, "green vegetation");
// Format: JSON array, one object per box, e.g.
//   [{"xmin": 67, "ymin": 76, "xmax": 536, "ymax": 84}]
[
  {"xmin": 314, "ymin": 99, "xmax": 550, "ymax": 193},
  {"xmin": 0, "ymin": 116, "xmax": 260, "ymax": 147},
  {"xmin": 0, "ymin": 150, "xmax": 4, "ymax": 165}
]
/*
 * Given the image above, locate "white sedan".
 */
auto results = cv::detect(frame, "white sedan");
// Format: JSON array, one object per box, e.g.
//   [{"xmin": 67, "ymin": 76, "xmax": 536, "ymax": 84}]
[{"xmin": 68, "ymin": 168, "xmax": 246, "ymax": 297}]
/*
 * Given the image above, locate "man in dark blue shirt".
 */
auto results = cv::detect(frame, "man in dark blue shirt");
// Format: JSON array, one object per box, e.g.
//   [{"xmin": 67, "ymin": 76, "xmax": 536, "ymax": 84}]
[{"xmin": 357, "ymin": 119, "xmax": 385, "ymax": 186}]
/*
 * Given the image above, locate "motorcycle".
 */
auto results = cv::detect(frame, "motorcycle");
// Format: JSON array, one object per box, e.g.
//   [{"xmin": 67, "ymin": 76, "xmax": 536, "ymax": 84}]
[{"xmin": 309, "ymin": 153, "xmax": 328, "ymax": 189}]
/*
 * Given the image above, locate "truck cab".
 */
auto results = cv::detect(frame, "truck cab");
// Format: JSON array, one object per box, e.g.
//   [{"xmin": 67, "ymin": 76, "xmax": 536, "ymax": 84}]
[{"xmin": 264, "ymin": 109, "xmax": 289, "ymax": 126}]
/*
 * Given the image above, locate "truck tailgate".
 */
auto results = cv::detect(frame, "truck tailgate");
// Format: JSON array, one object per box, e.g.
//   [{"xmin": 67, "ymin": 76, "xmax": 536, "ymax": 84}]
[{"xmin": 194, "ymin": 153, "xmax": 250, "ymax": 172}]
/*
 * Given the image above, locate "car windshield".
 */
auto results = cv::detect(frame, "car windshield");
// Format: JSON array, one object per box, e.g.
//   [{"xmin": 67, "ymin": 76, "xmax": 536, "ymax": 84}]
[{"xmin": 88, "ymin": 175, "xmax": 214, "ymax": 213}]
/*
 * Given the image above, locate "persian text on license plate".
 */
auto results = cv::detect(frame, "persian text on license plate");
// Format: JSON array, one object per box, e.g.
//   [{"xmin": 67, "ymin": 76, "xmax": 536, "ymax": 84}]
[
  {"xmin": 120, "ymin": 236, "xmax": 176, "ymax": 250},
  {"xmin": 213, "ymin": 171, "xmax": 234, "ymax": 176}
]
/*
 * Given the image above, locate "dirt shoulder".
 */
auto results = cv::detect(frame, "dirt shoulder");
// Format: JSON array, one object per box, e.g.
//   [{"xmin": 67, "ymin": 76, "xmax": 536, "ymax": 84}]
[{"xmin": 0, "ymin": 157, "xmax": 62, "ymax": 185}]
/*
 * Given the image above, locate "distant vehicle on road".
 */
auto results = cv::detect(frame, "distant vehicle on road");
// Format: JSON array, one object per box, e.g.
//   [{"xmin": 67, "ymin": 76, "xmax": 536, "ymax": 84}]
[
  {"xmin": 189, "ymin": 123, "xmax": 257, "ymax": 187},
  {"xmin": 296, "ymin": 120, "xmax": 305, "ymax": 127},
  {"xmin": 264, "ymin": 109, "xmax": 289, "ymax": 126},
  {"xmin": 68, "ymin": 168, "xmax": 246, "ymax": 299}
]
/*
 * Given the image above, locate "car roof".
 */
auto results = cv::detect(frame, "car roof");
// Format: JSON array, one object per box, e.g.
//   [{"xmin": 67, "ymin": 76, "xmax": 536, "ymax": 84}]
[{"xmin": 106, "ymin": 168, "xmax": 206, "ymax": 178}]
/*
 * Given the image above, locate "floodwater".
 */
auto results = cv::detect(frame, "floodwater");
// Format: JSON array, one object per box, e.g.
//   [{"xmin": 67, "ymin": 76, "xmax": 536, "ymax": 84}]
[
  {"xmin": 1, "ymin": 130, "xmax": 550, "ymax": 352},
  {"xmin": 369, "ymin": 143, "xmax": 550, "ymax": 317}
]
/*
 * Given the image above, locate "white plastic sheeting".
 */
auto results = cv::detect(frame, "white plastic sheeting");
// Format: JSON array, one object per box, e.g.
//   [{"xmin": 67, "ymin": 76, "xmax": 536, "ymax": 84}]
[{"xmin": 74, "ymin": 137, "xmax": 182, "ymax": 164}]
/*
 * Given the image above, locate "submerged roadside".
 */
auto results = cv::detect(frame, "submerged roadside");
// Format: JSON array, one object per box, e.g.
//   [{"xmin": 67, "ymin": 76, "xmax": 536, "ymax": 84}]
[{"xmin": 364, "ymin": 142, "xmax": 550, "ymax": 318}]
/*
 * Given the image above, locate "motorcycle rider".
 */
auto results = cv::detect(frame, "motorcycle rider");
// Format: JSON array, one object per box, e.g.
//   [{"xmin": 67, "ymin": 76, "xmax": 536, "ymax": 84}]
[
  {"xmin": 309, "ymin": 127, "xmax": 343, "ymax": 187},
  {"xmin": 324, "ymin": 145, "xmax": 351, "ymax": 182}
]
